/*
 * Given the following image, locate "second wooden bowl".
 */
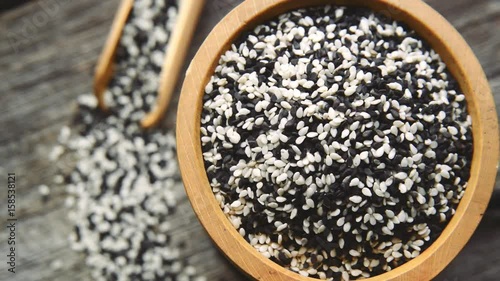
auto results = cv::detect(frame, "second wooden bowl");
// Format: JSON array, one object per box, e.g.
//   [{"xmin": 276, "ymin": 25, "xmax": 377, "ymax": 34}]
[{"xmin": 177, "ymin": 0, "xmax": 499, "ymax": 280}]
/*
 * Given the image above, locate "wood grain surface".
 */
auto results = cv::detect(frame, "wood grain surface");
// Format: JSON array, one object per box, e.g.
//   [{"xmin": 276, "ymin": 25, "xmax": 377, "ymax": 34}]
[{"xmin": 0, "ymin": 0, "xmax": 499, "ymax": 281}]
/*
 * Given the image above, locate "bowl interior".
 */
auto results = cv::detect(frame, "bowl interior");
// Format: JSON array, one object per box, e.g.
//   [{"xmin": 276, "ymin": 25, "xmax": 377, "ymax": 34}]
[{"xmin": 177, "ymin": 0, "xmax": 498, "ymax": 280}]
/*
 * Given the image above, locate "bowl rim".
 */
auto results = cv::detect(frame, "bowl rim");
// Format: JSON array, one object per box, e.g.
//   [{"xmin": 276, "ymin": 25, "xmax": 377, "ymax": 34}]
[{"xmin": 177, "ymin": 0, "xmax": 499, "ymax": 280}]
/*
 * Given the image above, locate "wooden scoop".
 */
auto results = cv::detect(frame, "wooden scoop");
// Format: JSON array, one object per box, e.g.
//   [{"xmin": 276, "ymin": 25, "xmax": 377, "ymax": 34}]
[
  {"xmin": 93, "ymin": 0, "xmax": 133, "ymax": 113},
  {"xmin": 93, "ymin": 0, "xmax": 205, "ymax": 129}
]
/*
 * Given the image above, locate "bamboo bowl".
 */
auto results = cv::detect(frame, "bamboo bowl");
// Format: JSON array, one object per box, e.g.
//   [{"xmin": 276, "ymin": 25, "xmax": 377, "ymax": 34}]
[{"xmin": 177, "ymin": 0, "xmax": 499, "ymax": 280}]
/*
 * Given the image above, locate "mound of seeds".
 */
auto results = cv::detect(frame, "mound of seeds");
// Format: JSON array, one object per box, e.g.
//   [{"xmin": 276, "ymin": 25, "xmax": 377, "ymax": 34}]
[
  {"xmin": 201, "ymin": 6, "xmax": 473, "ymax": 280},
  {"xmin": 49, "ymin": 0, "xmax": 206, "ymax": 280}
]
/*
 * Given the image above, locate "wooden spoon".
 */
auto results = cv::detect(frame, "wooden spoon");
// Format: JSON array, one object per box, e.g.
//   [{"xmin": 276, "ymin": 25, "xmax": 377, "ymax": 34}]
[
  {"xmin": 93, "ymin": 0, "xmax": 205, "ymax": 129},
  {"xmin": 93, "ymin": 0, "xmax": 133, "ymax": 112}
]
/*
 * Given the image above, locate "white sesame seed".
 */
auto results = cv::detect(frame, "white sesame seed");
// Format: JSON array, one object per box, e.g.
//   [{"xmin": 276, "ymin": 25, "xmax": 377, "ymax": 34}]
[
  {"xmin": 362, "ymin": 188, "xmax": 372, "ymax": 197},
  {"xmin": 350, "ymin": 196, "xmax": 363, "ymax": 204}
]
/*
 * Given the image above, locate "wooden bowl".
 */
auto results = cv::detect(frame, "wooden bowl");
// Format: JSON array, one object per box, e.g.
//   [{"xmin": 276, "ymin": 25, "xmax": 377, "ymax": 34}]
[{"xmin": 177, "ymin": 0, "xmax": 499, "ymax": 280}]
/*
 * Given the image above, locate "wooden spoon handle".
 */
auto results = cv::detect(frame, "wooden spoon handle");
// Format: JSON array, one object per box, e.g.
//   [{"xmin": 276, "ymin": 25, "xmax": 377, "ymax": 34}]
[
  {"xmin": 141, "ymin": 0, "xmax": 206, "ymax": 128},
  {"xmin": 93, "ymin": 0, "xmax": 134, "ymax": 111}
]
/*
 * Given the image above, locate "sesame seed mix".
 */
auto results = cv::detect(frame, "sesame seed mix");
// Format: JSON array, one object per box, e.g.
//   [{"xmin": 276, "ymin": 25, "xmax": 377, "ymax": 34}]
[
  {"xmin": 201, "ymin": 6, "xmax": 472, "ymax": 280},
  {"xmin": 48, "ymin": 0, "xmax": 205, "ymax": 280},
  {"xmin": 104, "ymin": 0, "xmax": 179, "ymax": 123}
]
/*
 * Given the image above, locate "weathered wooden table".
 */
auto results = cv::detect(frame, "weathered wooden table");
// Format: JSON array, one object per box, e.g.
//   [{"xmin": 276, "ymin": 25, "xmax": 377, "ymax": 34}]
[{"xmin": 0, "ymin": 1, "xmax": 499, "ymax": 280}]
